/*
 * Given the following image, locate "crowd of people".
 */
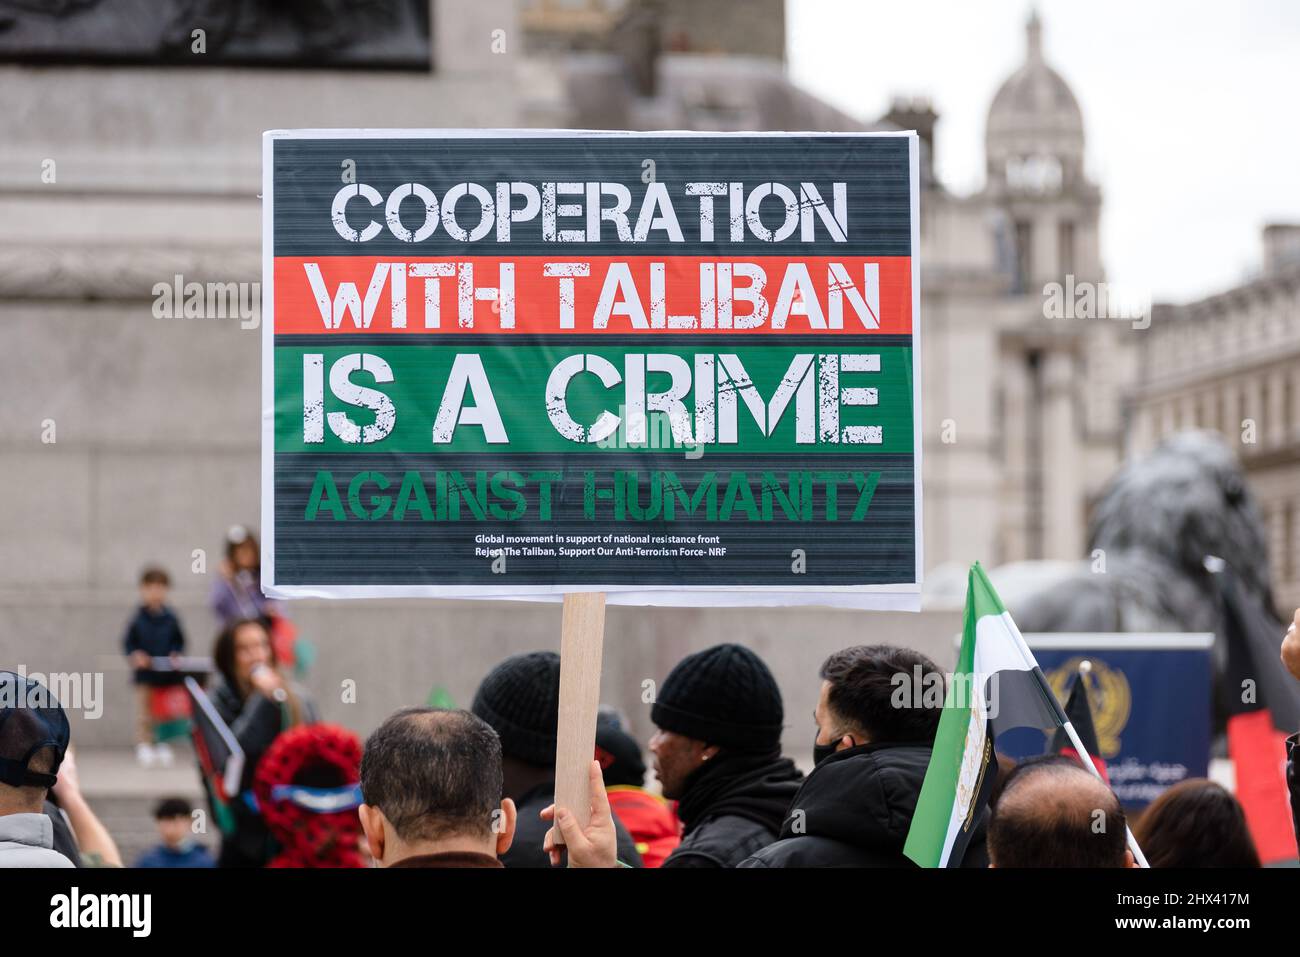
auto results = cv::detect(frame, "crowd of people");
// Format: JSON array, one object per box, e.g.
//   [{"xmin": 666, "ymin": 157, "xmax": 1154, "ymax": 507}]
[{"xmin": 6, "ymin": 599, "xmax": 1300, "ymax": 868}]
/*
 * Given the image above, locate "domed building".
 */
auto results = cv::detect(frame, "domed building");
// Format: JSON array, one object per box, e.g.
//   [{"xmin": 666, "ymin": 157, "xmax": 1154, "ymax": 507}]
[
  {"xmin": 984, "ymin": 11, "xmax": 1100, "ymax": 291},
  {"xmin": 986, "ymin": 12, "xmax": 1086, "ymax": 202},
  {"xmin": 917, "ymin": 12, "xmax": 1137, "ymax": 587}
]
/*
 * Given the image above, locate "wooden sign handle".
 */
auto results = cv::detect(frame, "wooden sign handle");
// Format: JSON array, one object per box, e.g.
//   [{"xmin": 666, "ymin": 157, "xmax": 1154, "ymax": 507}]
[{"xmin": 551, "ymin": 591, "xmax": 607, "ymax": 857}]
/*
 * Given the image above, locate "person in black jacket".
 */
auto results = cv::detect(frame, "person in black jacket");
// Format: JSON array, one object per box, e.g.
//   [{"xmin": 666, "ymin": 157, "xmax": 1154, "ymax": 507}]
[
  {"xmin": 1281, "ymin": 607, "xmax": 1300, "ymax": 849},
  {"xmin": 471, "ymin": 651, "xmax": 643, "ymax": 868},
  {"xmin": 650, "ymin": 644, "xmax": 802, "ymax": 868},
  {"xmin": 740, "ymin": 644, "xmax": 987, "ymax": 868},
  {"xmin": 122, "ymin": 567, "xmax": 186, "ymax": 767}
]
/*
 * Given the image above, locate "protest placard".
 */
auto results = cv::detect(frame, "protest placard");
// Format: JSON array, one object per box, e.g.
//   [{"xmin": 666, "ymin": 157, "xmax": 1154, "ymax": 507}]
[{"xmin": 262, "ymin": 130, "xmax": 921, "ymax": 608}]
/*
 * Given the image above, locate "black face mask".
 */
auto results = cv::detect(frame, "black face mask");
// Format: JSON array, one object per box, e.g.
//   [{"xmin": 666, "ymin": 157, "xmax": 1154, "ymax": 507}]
[{"xmin": 813, "ymin": 735, "xmax": 856, "ymax": 766}]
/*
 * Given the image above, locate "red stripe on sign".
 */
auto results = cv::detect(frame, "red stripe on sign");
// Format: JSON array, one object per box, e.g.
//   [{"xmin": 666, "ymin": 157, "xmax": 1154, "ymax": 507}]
[{"xmin": 272, "ymin": 255, "xmax": 912, "ymax": 336}]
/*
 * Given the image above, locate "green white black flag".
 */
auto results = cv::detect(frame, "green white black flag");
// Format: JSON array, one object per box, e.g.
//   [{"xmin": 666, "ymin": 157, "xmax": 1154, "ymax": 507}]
[{"xmin": 904, "ymin": 562, "xmax": 1068, "ymax": 867}]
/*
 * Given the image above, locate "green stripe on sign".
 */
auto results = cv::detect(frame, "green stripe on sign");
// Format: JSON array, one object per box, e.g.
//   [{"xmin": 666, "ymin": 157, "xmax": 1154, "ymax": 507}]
[{"xmin": 274, "ymin": 343, "xmax": 914, "ymax": 455}]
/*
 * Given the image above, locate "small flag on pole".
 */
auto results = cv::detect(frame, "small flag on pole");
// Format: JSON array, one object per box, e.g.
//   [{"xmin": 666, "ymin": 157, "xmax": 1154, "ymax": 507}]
[
  {"xmin": 1049, "ymin": 663, "xmax": 1109, "ymax": 782},
  {"xmin": 904, "ymin": 562, "xmax": 1148, "ymax": 868}
]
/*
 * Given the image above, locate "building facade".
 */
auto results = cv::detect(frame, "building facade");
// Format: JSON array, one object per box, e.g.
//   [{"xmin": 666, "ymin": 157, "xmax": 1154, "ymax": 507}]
[{"xmin": 1129, "ymin": 226, "xmax": 1300, "ymax": 611}]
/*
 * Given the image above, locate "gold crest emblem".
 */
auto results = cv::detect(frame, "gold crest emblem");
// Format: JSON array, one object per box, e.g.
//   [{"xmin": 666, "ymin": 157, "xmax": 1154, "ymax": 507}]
[{"xmin": 1045, "ymin": 657, "xmax": 1131, "ymax": 759}]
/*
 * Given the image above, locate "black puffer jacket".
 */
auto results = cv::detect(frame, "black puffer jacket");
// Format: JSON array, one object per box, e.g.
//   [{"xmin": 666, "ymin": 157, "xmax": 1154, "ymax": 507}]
[
  {"xmin": 738, "ymin": 742, "xmax": 988, "ymax": 868},
  {"xmin": 661, "ymin": 751, "xmax": 803, "ymax": 868},
  {"xmin": 663, "ymin": 812, "xmax": 778, "ymax": 868}
]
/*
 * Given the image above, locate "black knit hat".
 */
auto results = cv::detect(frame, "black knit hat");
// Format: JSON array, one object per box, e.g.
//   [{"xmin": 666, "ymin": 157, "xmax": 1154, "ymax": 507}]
[
  {"xmin": 651, "ymin": 644, "xmax": 784, "ymax": 752},
  {"xmin": 471, "ymin": 651, "xmax": 560, "ymax": 766},
  {"xmin": 595, "ymin": 708, "xmax": 647, "ymax": 787}
]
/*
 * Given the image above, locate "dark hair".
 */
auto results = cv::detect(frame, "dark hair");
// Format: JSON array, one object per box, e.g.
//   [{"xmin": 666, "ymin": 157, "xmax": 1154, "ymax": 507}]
[
  {"xmin": 819, "ymin": 645, "xmax": 944, "ymax": 743},
  {"xmin": 154, "ymin": 797, "xmax": 192, "ymax": 820},
  {"xmin": 361, "ymin": 708, "xmax": 503, "ymax": 844},
  {"xmin": 224, "ymin": 526, "xmax": 260, "ymax": 568},
  {"xmin": 140, "ymin": 567, "xmax": 170, "ymax": 587},
  {"xmin": 1134, "ymin": 779, "xmax": 1260, "ymax": 868},
  {"xmin": 212, "ymin": 617, "xmax": 276, "ymax": 693},
  {"xmin": 988, "ymin": 760, "xmax": 1128, "ymax": 867}
]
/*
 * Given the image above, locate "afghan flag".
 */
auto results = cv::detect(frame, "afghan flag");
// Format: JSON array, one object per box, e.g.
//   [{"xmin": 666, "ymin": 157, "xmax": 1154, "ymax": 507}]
[
  {"xmin": 148, "ymin": 684, "xmax": 192, "ymax": 744},
  {"xmin": 1049, "ymin": 672, "xmax": 1108, "ymax": 782},
  {"xmin": 904, "ymin": 562, "xmax": 1129, "ymax": 867}
]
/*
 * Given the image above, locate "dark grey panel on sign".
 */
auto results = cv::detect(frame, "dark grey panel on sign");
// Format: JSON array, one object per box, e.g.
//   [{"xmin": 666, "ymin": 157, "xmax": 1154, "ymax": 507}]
[
  {"xmin": 273, "ymin": 451, "xmax": 917, "ymax": 586},
  {"xmin": 271, "ymin": 135, "xmax": 913, "ymax": 257}
]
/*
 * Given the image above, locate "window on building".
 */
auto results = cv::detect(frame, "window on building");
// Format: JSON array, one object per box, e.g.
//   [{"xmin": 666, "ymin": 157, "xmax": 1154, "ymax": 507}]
[
  {"xmin": 1279, "ymin": 374, "xmax": 1289, "ymax": 436},
  {"xmin": 1058, "ymin": 221, "xmax": 1075, "ymax": 279},
  {"xmin": 1262, "ymin": 379, "xmax": 1272, "ymax": 445},
  {"xmin": 1015, "ymin": 220, "xmax": 1032, "ymax": 293},
  {"xmin": 1286, "ymin": 501, "xmax": 1296, "ymax": 583}
]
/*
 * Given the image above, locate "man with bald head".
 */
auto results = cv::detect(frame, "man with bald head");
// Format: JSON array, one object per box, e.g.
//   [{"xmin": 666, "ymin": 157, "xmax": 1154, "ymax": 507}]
[
  {"xmin": 358, "ymin": 706, "xmax": 619, "ymax": 868},
  {"xmin": 358, "ymin": 708, "xmax": 518, "ymax": 868},
  {"xmin": 987, "ymin": 757, "xmax": 1138, "ymax": 868}
]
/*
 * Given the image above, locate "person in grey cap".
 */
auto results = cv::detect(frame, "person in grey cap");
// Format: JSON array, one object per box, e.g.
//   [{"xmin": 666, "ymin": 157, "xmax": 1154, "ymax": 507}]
[
  {"xmin": 649, "ymin": 643, "xmax": 802, "ymax": 867},
  {"xmin": 0, "ymin": 670, "xmax": 75, "ymax": 867}
]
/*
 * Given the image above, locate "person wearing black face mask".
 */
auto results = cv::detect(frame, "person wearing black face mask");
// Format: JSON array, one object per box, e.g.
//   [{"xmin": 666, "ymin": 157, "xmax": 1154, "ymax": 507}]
[
  {"xmin": 739, "ymin": 645, "xmax": 990, "ymax": 868},
  {"xmin": 813, "ymin": 733, "xmax": 857, "ymax": 768}
]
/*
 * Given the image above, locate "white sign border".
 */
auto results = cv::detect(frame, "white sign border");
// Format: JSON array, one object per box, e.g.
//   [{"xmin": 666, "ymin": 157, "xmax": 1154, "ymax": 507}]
[{"xmin": 261, "ymin": 128, "xmax": 923, "ymax": 609}]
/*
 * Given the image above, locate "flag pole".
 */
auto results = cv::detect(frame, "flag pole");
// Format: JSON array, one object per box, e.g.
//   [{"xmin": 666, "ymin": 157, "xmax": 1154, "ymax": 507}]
[
  {"xmin": 1059, "ymin": 719, "xmax": 1150, "ymax": 868},
  {"xmin": 1001, "ymin": 609, "xmax": 1151, "ymax": 868}
]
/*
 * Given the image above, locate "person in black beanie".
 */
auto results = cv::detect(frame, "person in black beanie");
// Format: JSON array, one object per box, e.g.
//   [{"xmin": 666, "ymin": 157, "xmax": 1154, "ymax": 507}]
[
  {"xmin": 595, "ymin": 707, "xmax": 681, "ymax": 867},
  {"xmin": 471, "ymin": 651, "xmax": 643, "ymax": 868},
  {"xmin": 649, "ymin": 643, "xmax": 802, "ymax": 867}
]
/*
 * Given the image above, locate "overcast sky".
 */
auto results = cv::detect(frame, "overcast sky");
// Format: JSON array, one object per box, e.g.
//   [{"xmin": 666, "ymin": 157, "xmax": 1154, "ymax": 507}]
[{"xmin": 787, "ymin": 0, "xmax": 1300, "ymax": 303}]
